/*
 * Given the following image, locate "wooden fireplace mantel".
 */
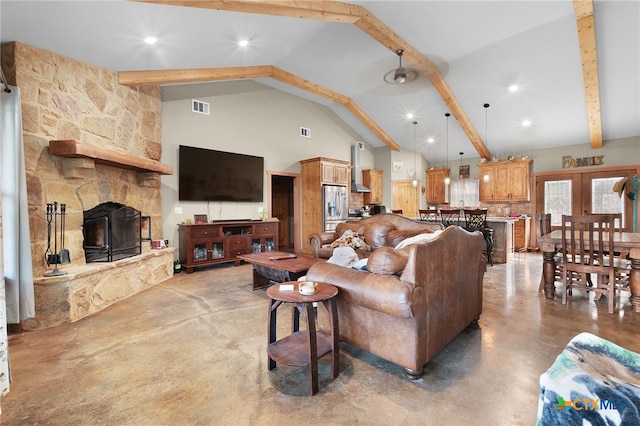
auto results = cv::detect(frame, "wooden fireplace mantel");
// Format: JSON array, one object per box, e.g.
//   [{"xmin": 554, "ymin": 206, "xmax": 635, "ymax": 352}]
[{"xmin": 48, "ymin": 140, "xmax": 173, "ymax": 175}]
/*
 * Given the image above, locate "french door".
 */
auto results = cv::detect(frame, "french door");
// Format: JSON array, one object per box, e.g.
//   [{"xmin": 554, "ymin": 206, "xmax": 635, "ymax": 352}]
[{"xmin": 534, "ymin": 168, "xmax": 636, "ymax": 231}]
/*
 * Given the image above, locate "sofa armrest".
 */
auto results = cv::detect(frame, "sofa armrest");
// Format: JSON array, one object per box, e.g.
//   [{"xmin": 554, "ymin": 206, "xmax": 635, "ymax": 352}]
[
  {"xmin": 306, "ymin": 263, "xmax": 423, "ymax": 318},
  {"xmin": 308, "ymin": 232, "xmax": 337, "ymax": 257}
]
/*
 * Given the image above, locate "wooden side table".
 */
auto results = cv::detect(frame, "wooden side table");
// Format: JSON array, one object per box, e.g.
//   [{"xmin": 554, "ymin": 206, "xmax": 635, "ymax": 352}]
[{"xmin": 266, "ymin": 281, "xmax": 339, "ymax": 395}]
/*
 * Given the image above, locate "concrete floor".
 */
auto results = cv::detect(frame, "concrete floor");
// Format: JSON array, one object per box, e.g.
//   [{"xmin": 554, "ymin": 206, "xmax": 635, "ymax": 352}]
[{"xmin": 2, "ymin": 253, "xmax": 639, "ymax": 425}]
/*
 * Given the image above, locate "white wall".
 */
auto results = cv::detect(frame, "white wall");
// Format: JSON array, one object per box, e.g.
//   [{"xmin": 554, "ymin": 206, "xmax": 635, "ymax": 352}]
[{"xmin": 160, "ymin": 80, "xmax": 373, "ymax": 250}]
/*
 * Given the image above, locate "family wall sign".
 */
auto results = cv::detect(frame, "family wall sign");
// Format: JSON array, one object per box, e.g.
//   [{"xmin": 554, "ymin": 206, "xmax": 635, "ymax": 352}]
[{"xmin": 562, "ymin": 155, "xmax": 604, "ymax": 168}]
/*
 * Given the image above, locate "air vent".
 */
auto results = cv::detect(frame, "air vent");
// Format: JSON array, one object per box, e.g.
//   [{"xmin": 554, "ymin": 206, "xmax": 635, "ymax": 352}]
[
  {"xmin": 192, "ymin": 100, "xmax": 210, "ymax": 115},
  {"xmin": 300, "ymin": 127, "xmax": 311, "ymax": 138}
]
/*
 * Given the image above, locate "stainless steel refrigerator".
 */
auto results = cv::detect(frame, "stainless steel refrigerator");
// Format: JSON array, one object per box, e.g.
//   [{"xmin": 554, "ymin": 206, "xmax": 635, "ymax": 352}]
[{"xmin": 323, "ymin": 185, "xmax": 349, "ymax": 232}]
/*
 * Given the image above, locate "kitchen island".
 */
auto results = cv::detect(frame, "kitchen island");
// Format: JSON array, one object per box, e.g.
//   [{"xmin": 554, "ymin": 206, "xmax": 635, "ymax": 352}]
[{"xmin": 486, "ymin": 217, "xmax": 519, "ymax": 264}]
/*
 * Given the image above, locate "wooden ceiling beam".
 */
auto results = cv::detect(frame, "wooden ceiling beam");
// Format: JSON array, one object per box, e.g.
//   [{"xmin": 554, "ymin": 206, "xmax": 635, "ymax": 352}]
[
  {"xmin": 129, "ymin": 0, "xmax": 488, "ymax": 157},
  {"xmin": 132, "ymin": 1, "xmax": 362, "ymax": 23},
  {"xmin": 119, "ymin": 64, "xmax": 399, "ymax": 150},
  {"xmin": 573, "ymin": 0, "xmax": 603, "ymax": 149},
  {"xmin": 118, "ymin": 65, "xmax": 274, "ymax": 85}
]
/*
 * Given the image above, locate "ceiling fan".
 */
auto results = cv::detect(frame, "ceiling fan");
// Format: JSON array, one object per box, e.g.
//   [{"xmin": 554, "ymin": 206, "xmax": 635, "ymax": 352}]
[{"xmin": 384, "ymin": 49, "xmax": 418, "ymax": 84}]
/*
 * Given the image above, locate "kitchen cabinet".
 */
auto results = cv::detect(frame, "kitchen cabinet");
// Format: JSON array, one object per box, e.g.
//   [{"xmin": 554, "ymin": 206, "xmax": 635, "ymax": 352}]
[
  {"xmin": 178, "ymin": 220, "xmax": 278, "ymax": 273},
  {"xmin": 478, "ymin": 159, "xmax": 532, "ymax": 202},
  {"xmin": 319, "ymin": 159, "xmax": 350, "ymax": 185},
  {"xmin": 426, "ymin": 168, "xmax": 449, "ymax": 204},
  {"xmin": 513, "ymin": 216, "xmax": 531, "ymax": 251},
  {"xmin": 362, "ymin": 169, "xmax": 383, "ymax": 204},
  {"xmin": 300, "ymin": 157, "xmax": 351, "ymax": 253}
]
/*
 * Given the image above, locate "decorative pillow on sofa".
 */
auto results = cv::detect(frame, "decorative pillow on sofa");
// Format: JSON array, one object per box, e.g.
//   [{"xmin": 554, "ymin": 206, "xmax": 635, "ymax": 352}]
[
  {"xmin": 335, "ymin": 222, "xmax": 365, "ymax": 238},
  {"xmin": 366, "ymin": 246, "xmax": 410, "ymax": 275},
  {"xmin": 387, "ymin": 228, "xmax": 434, "ymax": 247},
  {"xmin": 330, "ymin": 229, "xmax": 371, "ymax": 251},
  {"xmin": 363, "ymin": 223, "xmax": 396, "ymax": 250},
  {"xmin": 394, "ymin": 230, "xmax": 443, "ymax": 249},
  {"xmin": 328, "ymin": 246, "xmax": 360, "ymax": 267}
]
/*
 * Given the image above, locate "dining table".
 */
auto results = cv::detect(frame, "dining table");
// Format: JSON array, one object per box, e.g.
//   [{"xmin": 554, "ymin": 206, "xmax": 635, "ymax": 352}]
[{"xmin": 538, "ymin": 230, "xmax": 640, "ymax": 313}]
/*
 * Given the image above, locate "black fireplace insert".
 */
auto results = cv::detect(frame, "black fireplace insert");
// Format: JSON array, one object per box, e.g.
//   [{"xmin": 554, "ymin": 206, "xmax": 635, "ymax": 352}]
[{"xmin": 83, "ymin": 202, "xmax": 142, "ymax": 262}]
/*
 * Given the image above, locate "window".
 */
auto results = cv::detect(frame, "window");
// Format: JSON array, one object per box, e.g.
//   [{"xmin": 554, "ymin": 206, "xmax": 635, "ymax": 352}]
[
  {"xmin": 450, "ymin": 178, "xmax": 479, "ymax": 208},
  {"xmin": 544, "ymin": 180, "xmax": 572, "ymax": 226},
  {"xmin": 592, "ymin": 177, "xmax": 625, "ymax": 228}
]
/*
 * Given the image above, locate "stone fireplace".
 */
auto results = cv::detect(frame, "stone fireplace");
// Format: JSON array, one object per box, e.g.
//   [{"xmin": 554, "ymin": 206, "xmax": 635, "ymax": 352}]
[{"xmin": 1, "ymin": 41, "xmax": 174, "ymax": 329}]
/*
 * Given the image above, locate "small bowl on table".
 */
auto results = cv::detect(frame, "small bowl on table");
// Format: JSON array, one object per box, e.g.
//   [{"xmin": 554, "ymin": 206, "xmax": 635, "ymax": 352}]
[{"xmin": 298, "ymin": 281, "xmax": 318, "ymax": 296}]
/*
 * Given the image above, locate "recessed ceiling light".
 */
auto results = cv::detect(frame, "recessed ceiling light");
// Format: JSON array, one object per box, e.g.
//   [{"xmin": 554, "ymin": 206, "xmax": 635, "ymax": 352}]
[
  {"xmin": 144, "ymin": 36, "xmax": 157, "ymax": 45},
  {"xmin": 427, "ymin": 138, "xmax": 434, "ymax": 143},
  {"xmin": 522, "ymin": 119, "xmax": 531, "ymax": 127},
  {"xmin": 238, "ymin": 39, "xmax": 249, "ymax": 47},
  {"xmin": 406, "ymin": 113, "xmax": 414, "ymax": 119},
  {"xmin": 508, "ymin": 85, "xmax": 519, "ymax": 92}
]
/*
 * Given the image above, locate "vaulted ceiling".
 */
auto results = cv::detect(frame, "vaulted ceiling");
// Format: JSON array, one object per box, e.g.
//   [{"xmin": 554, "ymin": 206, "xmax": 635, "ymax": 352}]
[{"xmin": 1, "ymin": 1, "xmax": 638, "ymax": 163}]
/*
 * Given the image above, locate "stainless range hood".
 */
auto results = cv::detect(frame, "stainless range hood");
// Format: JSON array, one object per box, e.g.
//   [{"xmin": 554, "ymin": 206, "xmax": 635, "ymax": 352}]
[{"xmin": 351, "ymin": 144, "xmax": 371, "ymax": 193}]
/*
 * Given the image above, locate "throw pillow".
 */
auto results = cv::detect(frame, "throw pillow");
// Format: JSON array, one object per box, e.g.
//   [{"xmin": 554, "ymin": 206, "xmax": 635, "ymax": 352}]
[
  {"xmin": 330, "ymin": 229, "xmax": 372, "ymax": 251},
  {"xmin": 351, "ymin": 258, "xmax": 368, "ymax": 270},
  {"xmin": 388, "ymin": 228, "xmax": 433, "ymax": 247},
  {"xmin": 367, "ymin": 246, "xmax": 410, "ymax": 275},
  {"xmin": 328, "ymin": 246, "xmax": 360, "ymax": 268},
  {"xmin": 335, "ymin": 222, "xmax": 364, "ymax": 238},
  {"xmin": 394, "ymin": 230, "xmax": 443, "ymax": 249}
]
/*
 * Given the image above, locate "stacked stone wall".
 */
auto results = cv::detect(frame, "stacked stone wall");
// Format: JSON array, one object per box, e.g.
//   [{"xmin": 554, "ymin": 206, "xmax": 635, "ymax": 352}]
[{"xmin": 1, "ymin": 42, "xmax": 163, "ymax": 278}]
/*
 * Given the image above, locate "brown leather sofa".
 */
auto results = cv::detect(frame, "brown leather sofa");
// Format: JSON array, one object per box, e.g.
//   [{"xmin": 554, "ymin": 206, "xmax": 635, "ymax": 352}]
[
  {"xmin": 309, "ymin": 213, "xmax": 443, "ymax": 259},
  {"xmin": 305, "ymin": 225, "xmax": 485, "ymax": 379}
]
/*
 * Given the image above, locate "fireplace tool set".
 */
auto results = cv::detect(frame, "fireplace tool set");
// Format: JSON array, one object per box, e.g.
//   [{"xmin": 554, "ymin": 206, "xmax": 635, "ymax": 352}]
[{"xmin": 44, "ymin": 201, "xmax": 70, "ymax": 277}]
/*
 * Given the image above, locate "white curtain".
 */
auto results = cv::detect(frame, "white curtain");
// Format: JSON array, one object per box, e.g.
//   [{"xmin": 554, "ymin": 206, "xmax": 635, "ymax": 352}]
[
  {"xmin": 450, "ymin": 178, "xmax": 480, "ymax": 208},
  {"xmin": 1, "ymin": 85, "xmax": 35, "ymax": 325},
  {"xmin": 0, "ymin": 178, "xmax": 7, "ymax": 399}
]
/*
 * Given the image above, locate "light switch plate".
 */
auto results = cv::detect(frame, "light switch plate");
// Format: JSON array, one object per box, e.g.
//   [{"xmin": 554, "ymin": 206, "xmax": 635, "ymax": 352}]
[{"xmin": 175, "ymin": 207, "xmax": 182, "ymax": 214}]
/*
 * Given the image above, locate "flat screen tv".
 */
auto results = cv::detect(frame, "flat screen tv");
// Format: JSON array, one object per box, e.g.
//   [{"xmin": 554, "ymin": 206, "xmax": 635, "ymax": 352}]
[{"xmin": 179, "ymin": 145, "xmax": 264, "ymax": 202}]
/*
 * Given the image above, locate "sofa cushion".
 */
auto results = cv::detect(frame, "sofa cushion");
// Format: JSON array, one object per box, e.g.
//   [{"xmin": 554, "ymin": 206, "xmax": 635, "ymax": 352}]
[
  {"xmin": 388, "ymin": 228, "xmax": 434, "ymax": 247},
  {"xmin": 364, "ymin": 223, "xmax": 396, "ymax": 250},
  {"xmin": 367, "ymin": 246, "xmax": 410, "ymax": 275}
]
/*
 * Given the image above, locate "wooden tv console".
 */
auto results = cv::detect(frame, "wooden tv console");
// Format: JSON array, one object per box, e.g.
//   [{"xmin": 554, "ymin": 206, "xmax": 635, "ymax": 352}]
[{"xmin": 178, "ymin": 220, "xmax": 279, "ymax": 273}]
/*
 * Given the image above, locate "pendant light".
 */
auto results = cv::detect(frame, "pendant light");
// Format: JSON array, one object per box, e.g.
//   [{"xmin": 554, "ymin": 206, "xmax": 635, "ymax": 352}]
[
  {"xmin": 444, "ymin": 113, "xmax": 451, "ymax": 185},
  {"xmin": 412, "ymin": 120, "xmax": 418, "ymax": 187},
  {"xmin": 483, "ymin": 103, "xmax": 490, "ymax": 183}
]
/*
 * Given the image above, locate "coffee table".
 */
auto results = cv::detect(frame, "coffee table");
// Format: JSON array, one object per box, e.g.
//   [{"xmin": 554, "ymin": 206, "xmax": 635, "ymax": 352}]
[
  {"xmin": 237, "ymin": 251, "xmax": 326, "ymax": 291},
  {"xmin": 266, "ymin": 281, "xmax": 339, "ymax": 395}
]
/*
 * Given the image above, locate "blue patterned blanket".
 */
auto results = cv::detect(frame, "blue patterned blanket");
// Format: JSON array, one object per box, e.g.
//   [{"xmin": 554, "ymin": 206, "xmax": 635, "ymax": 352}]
[{"xmin": 537, "ymin": 332, "xmax": 640, "ymax": 425}]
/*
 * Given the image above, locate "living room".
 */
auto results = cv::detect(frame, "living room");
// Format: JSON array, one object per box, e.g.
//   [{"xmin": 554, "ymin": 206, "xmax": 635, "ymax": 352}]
[{"xmin": 1, "ymin": 1, "xmax": 640, "ymax": 424}]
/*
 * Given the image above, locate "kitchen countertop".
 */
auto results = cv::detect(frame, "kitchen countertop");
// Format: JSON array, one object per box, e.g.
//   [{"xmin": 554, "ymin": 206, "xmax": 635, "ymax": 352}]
[{"xmin": 486, "ymin": 216, "xmax": 523, "ymax": 222}]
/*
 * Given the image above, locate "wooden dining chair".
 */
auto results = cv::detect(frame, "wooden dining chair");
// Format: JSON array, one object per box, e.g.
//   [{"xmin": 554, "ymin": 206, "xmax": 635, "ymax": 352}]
[
  {"xmin": 463, "ymin": 208, "xmax": 494, "ymax": 266},
  {"xmin": 391, "ymin": 209, "xmax": 403, "ymax": 215},
  {"xmin": 560, "ymin": 213, "xmax": 622, "ymax": 314},
  {"xmin": 439, "ymin": 208, "xmax": 461, "ymax": 227}
]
